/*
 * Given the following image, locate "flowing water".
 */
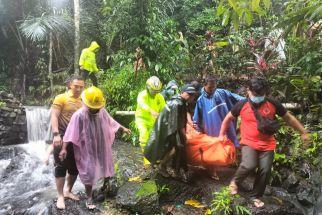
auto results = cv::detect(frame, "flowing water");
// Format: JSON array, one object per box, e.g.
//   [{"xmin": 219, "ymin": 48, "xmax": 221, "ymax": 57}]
[{"xmin": 0, "ymin": 107, "xmax": 82, "ymax": 215}]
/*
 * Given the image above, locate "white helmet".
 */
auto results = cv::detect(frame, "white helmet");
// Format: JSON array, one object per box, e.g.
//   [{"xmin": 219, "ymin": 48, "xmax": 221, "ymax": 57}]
[{"xmin": 146, "ymin": 76, "xmax": 162, "ymax": 91}]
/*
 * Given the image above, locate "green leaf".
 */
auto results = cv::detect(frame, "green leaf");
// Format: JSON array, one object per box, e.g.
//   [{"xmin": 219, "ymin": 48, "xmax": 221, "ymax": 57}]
[
  {"xmin": 217, "ymin": 0, "xmax": 226, "ymax": 16},
  {"xmin": 155, "ymin": 63, "xmax": 162, "ymax": 72},
  {"xmin": 263, "ymin": 0, "xmax": 271, "ymax": 10},
  {"xmin": 228, "ymin": 0, "xmax": 238, "ymax": 11},
  {"xmin": 231, "ymin": 11, "xmax": 239, "ymax": 30},
  {"xmin": 311, "ymin": 76, "xmax": 321, "ymax": 82},
  {"xmin": 251, "ymin": 0, "xmax": 260, "ymax": 12},
  {"xmin": 244, "ymin": 10, "xmax": 253, "ymax": 26},
  {"xmin": 217, "ymin": 5, "xmax": 226, "ymax": 16},
  {"xmin": 215, "ymin": 41, "xmax": 229, "ymax": 47},
  {"xmin": 222, "ymin": 9, "xmax": 231, "ymax": 26},
  {"xmin": 309, "ymin": 5, "xmax": 322, "ymax": 20}
]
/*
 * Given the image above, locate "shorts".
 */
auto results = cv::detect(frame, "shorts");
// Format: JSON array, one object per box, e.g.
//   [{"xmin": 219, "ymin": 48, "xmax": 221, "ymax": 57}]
[{"xmin": 54, "ymin": 143, "xmax": 78, "ymax": 177}]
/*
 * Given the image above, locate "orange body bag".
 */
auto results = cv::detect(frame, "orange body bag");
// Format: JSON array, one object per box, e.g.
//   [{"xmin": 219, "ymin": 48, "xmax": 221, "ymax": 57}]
[{"xmin": 186, "ymin": 124, "xmax": 236, "ymax": 166}]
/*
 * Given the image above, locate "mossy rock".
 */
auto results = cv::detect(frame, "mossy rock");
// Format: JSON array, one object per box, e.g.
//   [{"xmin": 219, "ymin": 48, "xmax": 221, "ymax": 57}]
[{"xmin": 116, "ymin": 180, "xmax": 159, "ymax": 214}]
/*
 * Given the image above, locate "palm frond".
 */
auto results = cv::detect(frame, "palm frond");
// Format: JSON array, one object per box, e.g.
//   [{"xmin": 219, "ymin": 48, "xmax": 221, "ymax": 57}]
[{"xmin": 19, "ymin": 15, "xmax": 72, "ymax": 42}]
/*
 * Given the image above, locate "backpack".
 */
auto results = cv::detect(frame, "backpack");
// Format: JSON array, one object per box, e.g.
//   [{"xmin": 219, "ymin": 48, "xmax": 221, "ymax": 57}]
[{"xmin": 248, "ymin": 99, "xmax": 280, "ymax": 135}]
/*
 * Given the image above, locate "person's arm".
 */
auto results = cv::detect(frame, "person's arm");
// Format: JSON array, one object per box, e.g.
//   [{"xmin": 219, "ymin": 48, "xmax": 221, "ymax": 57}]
[
  {"xmin": 224, "ymin": 89, "xmax": 245, "ymax": 102},
  {"xmin": 187, "ymin": 112, "xmax": 193, "ymax": 126},
  {"xmin": 268, "ymin": 97, "xmax": 309, "ymax": 144},
  {"xmin": 59, "ymin": 141, "xmax": 70, "ymax": 161},
  {"xmin": 282, "ymin": 112, "xmax": 309, "ymax": 143},
  {"xmin": 79, "ymin": 50, "xmax": 85, "ymax": 69},
  {"xmin": 218, "ymin": 100, "xmax": 244, "ymax": 140},
  {"xmin": 218, "ymin": 112, "xmax": 236, "ymax": 140},
  {"xmin": 93, "ymin": 53, "xmax": 99, "ymax": 72},
  {"xmin": 192, "ymin": 102, "xmax": 202, "ymax": 132},
  {"xmin": 119, "ymin": 125, "xmax": 131, "ymax": 135},
  {"xmin": 137, "ymin": 92, "xmax": 159, "ymax": 118},
  {"xmin": 51, "ymin": 107, "xmax": 62, "ymax": 147}
]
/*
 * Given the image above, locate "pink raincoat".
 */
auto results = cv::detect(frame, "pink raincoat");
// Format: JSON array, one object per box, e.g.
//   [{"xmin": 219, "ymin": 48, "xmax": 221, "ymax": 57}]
[{"xmin": 63, "ymin": 106, "xmax": 120, "ymax": 185}]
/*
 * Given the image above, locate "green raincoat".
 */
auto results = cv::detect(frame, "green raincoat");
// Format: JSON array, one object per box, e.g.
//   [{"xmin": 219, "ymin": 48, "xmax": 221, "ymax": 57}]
[
  {"xmin": 135, "ymin": 89, "xmax": 165, "ymax": 148},
  {"xmin": 79, "ymin": 41, "xmax": 100, "ymax": 73}
]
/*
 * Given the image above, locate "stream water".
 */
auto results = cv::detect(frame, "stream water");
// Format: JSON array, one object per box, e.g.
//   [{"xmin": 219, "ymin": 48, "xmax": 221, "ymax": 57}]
[{"xmin": 0, "ymin": 107, "xmax": 82, "ymax": 215}]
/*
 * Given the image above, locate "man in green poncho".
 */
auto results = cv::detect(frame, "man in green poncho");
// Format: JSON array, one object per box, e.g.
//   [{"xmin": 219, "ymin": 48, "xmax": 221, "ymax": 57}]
[{"xmin": 79, "ymin": 41, "xmax": 100, "ymax": 86}]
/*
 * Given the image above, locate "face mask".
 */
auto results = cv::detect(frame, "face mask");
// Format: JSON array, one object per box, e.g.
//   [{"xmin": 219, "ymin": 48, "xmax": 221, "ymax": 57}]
[
  {"xmin": 168, "ymin": 89, "xmax": 177, "ymax": 96},
  {"xmin": 250, "ymin": 96, "xmax": 265, "ymax": 104}
]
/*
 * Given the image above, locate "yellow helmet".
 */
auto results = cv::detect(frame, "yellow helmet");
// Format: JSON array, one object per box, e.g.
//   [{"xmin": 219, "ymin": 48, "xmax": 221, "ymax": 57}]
[
  {"xmin": 81, "ymin": 86, "xmax": 106, "ymax": 109},
  {"xmin": 146, "ymin": 76, "xmax": 162, "ymax": 91}
]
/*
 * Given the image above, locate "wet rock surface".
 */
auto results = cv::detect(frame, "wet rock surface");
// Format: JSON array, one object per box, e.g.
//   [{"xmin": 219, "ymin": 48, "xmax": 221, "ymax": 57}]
[
  {"xmin": 116, "ymin": 180, "xmax": 159, "ymax": 214},
  {"xmin": 0, "ymin": 140, "xmax": 321, "ymax": 215},
  {"xmin": 0, "ymin": 91, "xmax": 27, "ymax": 146}
]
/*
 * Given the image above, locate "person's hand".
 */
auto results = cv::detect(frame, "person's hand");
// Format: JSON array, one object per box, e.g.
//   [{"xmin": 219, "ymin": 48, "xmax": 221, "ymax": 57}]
[
  {"xmin": 122, "ymin": 127, "xmax": 132, "ymax": 135},
  {"xmin": 59, "ymin": 148, "xmax": 67, "ymax": 161},
  {"xmin": 218, "ymin": 135, "xmax": 226, "ymax": 141},
  {"xmin": 53, "ymin": 135, "xmax": 62, "ymax": 147},
  {"xmin": 150, "ymin": 110, "xmax": 159, "ymax": 118},
  {"xmin": 301, "ymin": 132, "xmax": 310, "ymax": 147}
]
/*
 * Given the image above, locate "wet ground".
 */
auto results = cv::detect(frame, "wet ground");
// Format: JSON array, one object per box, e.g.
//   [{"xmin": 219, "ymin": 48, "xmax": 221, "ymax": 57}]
[{"xmin": 0, "ymin": 140, "xmax": 321, "ymax": 215}]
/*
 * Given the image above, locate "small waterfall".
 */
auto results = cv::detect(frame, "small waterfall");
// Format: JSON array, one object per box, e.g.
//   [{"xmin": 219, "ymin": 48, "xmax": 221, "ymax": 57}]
[
  {"xmin": 25, "ymin": 106, "xmax": 50, "ymax": 142},
  {"xmin": 0, "ymin": 106, "xmax": 83, "ymax": 215}
]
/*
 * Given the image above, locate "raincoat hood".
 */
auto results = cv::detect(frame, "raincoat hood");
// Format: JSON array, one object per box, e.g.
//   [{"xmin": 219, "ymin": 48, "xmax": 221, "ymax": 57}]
[
  {"xmin": 88, "ymin": 41, "xmax": 100, "ymax": 51},
  {"xmin": 165, "ymin": 80, "xmax": 178, "ymax": 90},
  {"xmin": 201, "ymin": 87, "xmax": 214, "ymax": 98}
]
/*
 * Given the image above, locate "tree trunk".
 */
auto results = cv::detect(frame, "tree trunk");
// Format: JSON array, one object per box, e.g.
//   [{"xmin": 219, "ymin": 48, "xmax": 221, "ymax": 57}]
[
  {"xmin": 74, "ymin": 0, "xmax": 80, "ymax": 75},
  {"xmin": 49, "ymin": 31, "xmax": 53, "ymax": 95}
]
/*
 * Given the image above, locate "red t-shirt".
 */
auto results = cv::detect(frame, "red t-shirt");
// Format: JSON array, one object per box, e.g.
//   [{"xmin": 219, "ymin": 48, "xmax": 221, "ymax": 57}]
[{"xmin": 231, "ymin": 98, "xmax": 287, "ymax": 151}]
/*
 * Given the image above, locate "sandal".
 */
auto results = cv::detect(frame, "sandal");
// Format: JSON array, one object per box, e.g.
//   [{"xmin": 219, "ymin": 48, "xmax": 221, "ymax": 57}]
[
  {"xmin": 86, "ymin": 198, "xmax": 96, "ymax": 210},
  {"xmin": 252, "ymin": 198, "xmax": 265, "ymax": 208},
  {"xmin": 210, "ymin": 171, "xmax": 220, "ymax": 181},
  {"xmin": 229, "ymin": 181, "xmax": 238, "ymax": 195}
]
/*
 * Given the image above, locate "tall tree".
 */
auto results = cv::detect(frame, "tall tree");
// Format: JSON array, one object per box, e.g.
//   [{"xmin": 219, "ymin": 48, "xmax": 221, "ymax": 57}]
[{"xmin": 74, "ymin": 0, "xmax": 80, "ymax": 74}]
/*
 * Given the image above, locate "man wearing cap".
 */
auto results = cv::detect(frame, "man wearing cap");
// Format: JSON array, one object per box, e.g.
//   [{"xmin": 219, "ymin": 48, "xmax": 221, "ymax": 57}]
[
  {"xmin": 79, "ymin": 41, "xmax": 100, "ymax": 86},
  {"xmin": 59, "ymin": 86, "xmax": 131, "ymax": 210},
  {"xmin": 144, "ymin": 84, "xmax": 197, "ymax": 181},
  {"xmin": 135, "ymin": 76, "xmax": 166, "ymax": 166}
]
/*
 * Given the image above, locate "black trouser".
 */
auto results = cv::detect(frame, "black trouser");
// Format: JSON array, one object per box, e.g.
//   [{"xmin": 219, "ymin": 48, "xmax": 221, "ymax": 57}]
[
  {"xmin": 80, "ymin": 69, "xmax": 98, "ymax": 87},
  {"xmin": 168, "ymin": 132, "xmax": 188, "ymax": 172},
  {"xmin": 54, "ymin": 143, "xmax": 78, "ymax": 177},
  {"xmin": 233, "ymin": 145, "xmax": 274, "ymax": 198}
]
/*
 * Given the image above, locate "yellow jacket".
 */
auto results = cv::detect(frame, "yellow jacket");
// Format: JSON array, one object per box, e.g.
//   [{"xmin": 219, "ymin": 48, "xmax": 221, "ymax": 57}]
[
  {"xmin": 79, "ymin": 41, "xmax": 100, "ymax": 73},
  {"xmin": 135, "ymin": 89, "xmax": 165, "ymax": 146}
]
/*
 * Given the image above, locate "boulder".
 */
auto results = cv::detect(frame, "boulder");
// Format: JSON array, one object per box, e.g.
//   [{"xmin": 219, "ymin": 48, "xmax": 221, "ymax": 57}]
[
  {"xmin": 0, "ymin": 91, "xmax": 27, "ymax": 146},
  {"xmin": 116, "ymin": 180, "xmax": 159, "ymax": 214}
]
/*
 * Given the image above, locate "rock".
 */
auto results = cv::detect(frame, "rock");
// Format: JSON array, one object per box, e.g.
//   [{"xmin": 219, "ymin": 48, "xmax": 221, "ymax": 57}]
[
  {"xmin": 9, "ymin": 112, "xmax": 16, "ymax": 118},
  {"xmin": 248, "ymin": 195, "xmax": 303, "ymax": 215},
  {"xmin": 282, "ymin": 173, "xmax": 300, "ymax": 193},
  {"xmin": 116, "ymin": 180, "xmax": 159, "ymax": 214},
  {"xmin": 0, "ymin": 94, "xmax": 27, "ymax": 146},
  {"xmin": 7, "ymin": 94, "xmax": 13, "ymax": 99},
  {"xmin": 1, "ymin": 106, "xmax": 13, "ymax": 112},
  {"xmin": 297, "ymin": 186, "xmax": 316, "ymax": 206},
  {"xmin": 0, "ymin": 91, "xmax": 9, "ymax": 98}
]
